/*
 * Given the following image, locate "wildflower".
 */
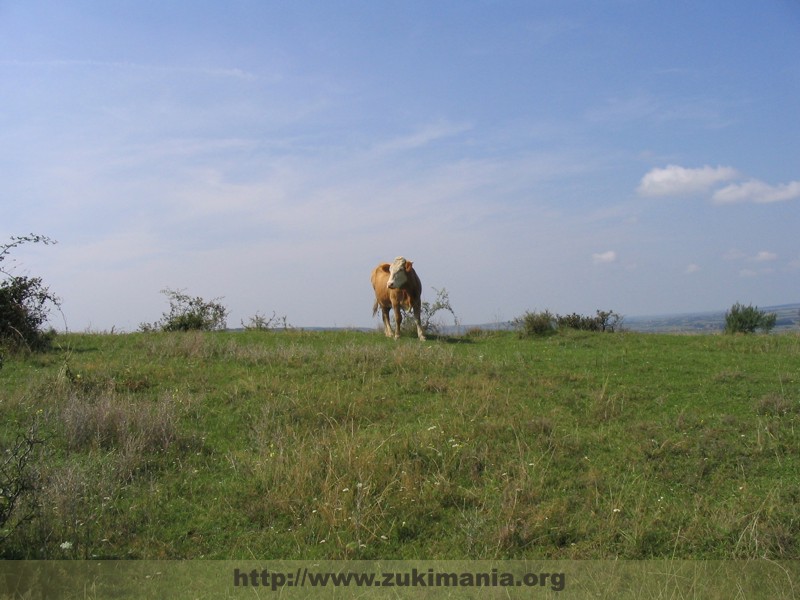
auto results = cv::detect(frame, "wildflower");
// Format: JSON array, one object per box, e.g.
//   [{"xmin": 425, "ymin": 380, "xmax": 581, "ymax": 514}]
[{"xmin": 60, "ymin": 541, "xmax": 73, "ymax": 551}]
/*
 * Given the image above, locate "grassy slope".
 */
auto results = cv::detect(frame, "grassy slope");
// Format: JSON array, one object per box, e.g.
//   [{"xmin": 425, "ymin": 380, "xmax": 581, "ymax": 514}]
[{"xmin": 1, "ymin": 330, "xmax": 799, "ymax": 560}]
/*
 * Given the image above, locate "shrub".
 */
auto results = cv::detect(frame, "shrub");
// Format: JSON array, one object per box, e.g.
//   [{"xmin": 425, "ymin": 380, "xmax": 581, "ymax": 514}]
[
  {"xmin": 724, "ymin": 303, "xmax": 777, "ymax": 334},
  {"xmin": 140, "ymin": 288, "xmax": 228, "ymax": 332},
  {"xmin": 0, "ymin": 420, "xmax": 44, "ymax": 547},
  {"xmin": 398, "ymin": 287, "xmax": 460, "ymax": 336},
  {"xmin": 514, "ymin": 310, "xmax": 557, "ymax": 337},
  {"xmin": 515, "ymin": 309, "xmax": 622, "ymax": 337},
  {"xmin": 241, "ymin": 311, "xmax": 292, "ymax": 332},
  {"xmin": 557, "ymin": 312, "xmax": 600, "ymax": 331},
  {"xmin": 0, "ymin": 234, "xmax": 60, "ymax": 353},
  {"xmin": 421, "ymin": 287, "xmax": 459, "ymax": 335},
  {"xmin": 594, "ymin": 309, "xmax": 622, "ymax": 332},
  {"xmin": 556, "ymin": 310, "xmax": 622, "ymax": 332}
]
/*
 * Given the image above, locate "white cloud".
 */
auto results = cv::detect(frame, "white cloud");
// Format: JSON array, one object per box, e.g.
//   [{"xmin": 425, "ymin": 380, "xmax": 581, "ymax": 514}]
[
  {"xmin": 752, "ymin": 251, "xmax": 778, "ymax": 262},
  {"xmin": 721, "ymin": 249, "xmax": 781, "ymax": 280},
  {"xmin": 723, "ymin": 248, "xmax": 746, "ymax": 261},
  {"xmin": 685, "ymin": 263, "xmax": 701, "ymax": 274},
  {"xmin": 712, "ymin": 179, "xmax": 800, "ymax": 204},
  {"xmin": 724, "ymin": 249, "xmax": 778, "ymax": 264},
  {"xmin": 592, "ymin": 250, "xmax": 617, "ymax": 264},
  {"xmin": 1, "ymin": 58, "xmax": 259, "ymax": 81},
  {"xmin": 372, "ymin": 121, "xmax": 472, "ymax": 154},
  {"xmin": 637, "ymin": 164, "xmax": 738, "ymax": 197},
  {"xmin": 586, "ymin": 93, "xmax": 659, "ymax": 124}
]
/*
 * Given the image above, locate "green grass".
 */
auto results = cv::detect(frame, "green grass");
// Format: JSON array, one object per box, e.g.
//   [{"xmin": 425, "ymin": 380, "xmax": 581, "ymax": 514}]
[{"xmin": 1, "ymin": 329, "xmax": 799, "ymax": 560}]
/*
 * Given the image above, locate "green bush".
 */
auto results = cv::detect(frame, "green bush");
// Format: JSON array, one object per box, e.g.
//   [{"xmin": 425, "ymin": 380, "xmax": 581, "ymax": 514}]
[
  {"xmin": 514, "ymin": 310, "xmax": 558, "ymax": 337},
  {"xmin": 515, "ymin": 309, "xmax": 621, "ymax": 337},
  {"xmin": 140, "ymin": 288, "xmax": 228, "ymax": 332},
  {"xmin": 558, "ymin": 310, "xmax": 621, "ymax": 332},
  {"xmin": 557, "ymin": 312, "xmax": 599, "ymax": 331},
  {"xmin": 724, "ymin": 303, "xmax": 777, "ymax": 334},
  {"xmin": 0, "ymin": 234, "xmax": 60, "ymax": 353}
]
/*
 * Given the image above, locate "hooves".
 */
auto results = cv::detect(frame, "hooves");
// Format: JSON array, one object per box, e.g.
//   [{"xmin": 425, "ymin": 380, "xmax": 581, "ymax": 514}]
[{"xmin": 386, "ymin": 332, "xmax": 426, "ymax": 341}]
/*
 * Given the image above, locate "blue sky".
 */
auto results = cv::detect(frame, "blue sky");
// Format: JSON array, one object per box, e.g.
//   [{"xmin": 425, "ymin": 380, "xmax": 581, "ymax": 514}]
[{"xmin": 2, "ymin": 1, "xmax": 799, "ymax": 331}]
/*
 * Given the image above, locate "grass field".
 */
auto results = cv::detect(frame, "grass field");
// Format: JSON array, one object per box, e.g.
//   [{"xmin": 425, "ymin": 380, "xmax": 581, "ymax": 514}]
[{"xmin": 1, "ymin": 329, "xmax": 799, "ymax": 560}]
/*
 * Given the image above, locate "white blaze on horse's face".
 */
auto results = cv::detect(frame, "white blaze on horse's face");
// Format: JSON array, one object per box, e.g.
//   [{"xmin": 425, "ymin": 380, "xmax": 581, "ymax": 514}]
[{"xmin": 387, "ymin": 257, "xmax": 408, "ymax": 289}]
